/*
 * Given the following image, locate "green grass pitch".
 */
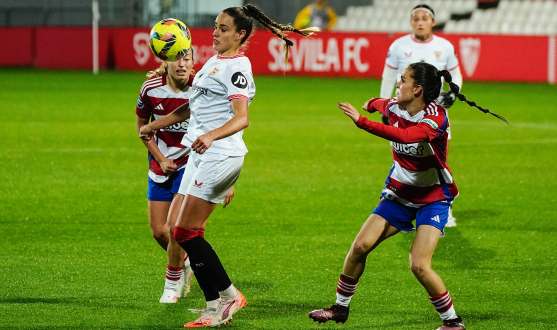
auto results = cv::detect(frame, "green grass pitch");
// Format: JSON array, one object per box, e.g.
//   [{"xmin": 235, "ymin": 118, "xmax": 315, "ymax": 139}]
[{"xmin": 1, "ymin": 68, "xmax": 556, "ymax": 329}]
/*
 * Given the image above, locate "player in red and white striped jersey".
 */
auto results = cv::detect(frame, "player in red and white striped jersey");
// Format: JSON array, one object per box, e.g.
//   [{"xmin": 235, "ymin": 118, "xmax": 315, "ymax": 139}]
[
  {"xmin": 310, "ymin": 62, "xmax": 507, "ymax": 330},
  {"xmin": 135, "ymin": 50, "xmax": 199, "ymax": 304}
]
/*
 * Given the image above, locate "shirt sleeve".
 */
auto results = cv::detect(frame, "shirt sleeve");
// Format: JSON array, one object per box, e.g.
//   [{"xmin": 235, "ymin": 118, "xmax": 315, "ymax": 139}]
[
  {"xmin": 365, "ymin": 98, "xmax": 391, "ymax": 117},
  {"xmin": 385, "ymin": 42, "xmax": 399, "ymax": 70},
  {"xmin": 380, "ymin": 65, "xmax": 398, "ymax": 98},
  {"xmin": 222, "ymin": 64, "xmax": 254, "ymax": 102},
  {"xmin": 356, "ymin": 111, "xmax": 446, "ymax": 143},
  {"xmin": 446, "ymin": 44, "xmax": 459, "ymax": 71},
  {"xmin": 135, "ymin": 94, "xmax": 151, "ymax": 119}
]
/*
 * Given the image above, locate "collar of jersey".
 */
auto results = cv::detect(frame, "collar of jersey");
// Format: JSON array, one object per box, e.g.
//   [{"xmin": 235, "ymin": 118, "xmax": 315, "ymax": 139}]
[
  {"xmin": 411, "ymin": 34, "xmax": 435, "ymax": 44},
  {"xmin": 216, "ymin": 52, "xmax": 246, "ymax": 60}
]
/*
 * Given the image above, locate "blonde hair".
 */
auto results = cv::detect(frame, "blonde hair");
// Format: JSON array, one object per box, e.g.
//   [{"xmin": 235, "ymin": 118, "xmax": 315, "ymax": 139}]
[
  {"xmin": 146, "ymin": 47, "xmax": 195, "ymax": 79},
  {"xmin": 146, "ymin": 62, "xmax": 168, "ymax": 78}
]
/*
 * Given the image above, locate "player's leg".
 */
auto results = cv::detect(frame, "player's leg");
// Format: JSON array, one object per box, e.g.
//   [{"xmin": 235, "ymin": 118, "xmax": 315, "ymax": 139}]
[
  {"xmin": 159, "ymin": 193, "xmax": 190, "ymax": 303},
  {"xmin": 175, "ymin": 154, "xmax": 245, "ymax": 327},
  {"xmin": 412, "ymin": 202, "xmax": 465, "ymax": 330},
  {"xmin": 309, "ymin": 213, "xmax": 399, "ymax": 324},
  {"xmin": 148, "ymin": 201, "xmax": 171, "ymax": 250}
]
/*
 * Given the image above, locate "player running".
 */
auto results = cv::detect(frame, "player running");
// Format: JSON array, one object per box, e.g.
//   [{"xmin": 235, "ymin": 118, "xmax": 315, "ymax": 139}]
[
  {"xmin": 380, "ymin": 4, "xmax": 463, "ymax": 226},
  {"xmin": 309, "ymin": 62, "xmax": 507, "ymax": 330},
  {"xmin": 140, "ymin": 5, "xmax": 319, "ymax": 327}
]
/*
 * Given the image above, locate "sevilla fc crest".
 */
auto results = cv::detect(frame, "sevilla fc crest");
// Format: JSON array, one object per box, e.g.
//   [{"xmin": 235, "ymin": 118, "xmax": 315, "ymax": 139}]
[{"xmin": 459, "ymin": 38, "xmax": 481, "ymax": 77}]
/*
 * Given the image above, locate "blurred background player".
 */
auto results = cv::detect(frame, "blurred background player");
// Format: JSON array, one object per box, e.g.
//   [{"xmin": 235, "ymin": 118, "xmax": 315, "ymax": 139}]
[
  {"xmin": 135, "ymin": 49, "xmax": 199, "ymax": 303},
  {"xmin": 310, "ymin": 62, "xmax": 506, "ymax": 330},
  {"xmin": 379, "ymin": 3, "xmax": 463, "ymax": 227},
  {"xmin": 294, "ymin": 0, "xmax": 337, "ymax": 31},
  {"xmin": 140, "ymin": 5, "xmax": 319, "ymax": 327}
]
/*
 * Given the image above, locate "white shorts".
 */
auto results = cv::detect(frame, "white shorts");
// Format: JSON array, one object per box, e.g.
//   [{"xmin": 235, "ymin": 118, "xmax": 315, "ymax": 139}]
[{"xmin": 178, "ymin": 152, "xmax": 244, "ymax": 204}]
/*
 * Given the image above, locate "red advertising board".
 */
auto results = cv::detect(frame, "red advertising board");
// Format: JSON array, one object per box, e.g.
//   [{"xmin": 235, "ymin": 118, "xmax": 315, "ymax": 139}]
[
  {"xmin": 0, "ymin": 26, "xmax": 554, "ymax": 83},
  {"xmin": 35, "ymin": 27, "xmax": 111, "ymax": 69},
  {"xmin": 0, "ymin": 27, "xmax": 34, "ymax": 66}
]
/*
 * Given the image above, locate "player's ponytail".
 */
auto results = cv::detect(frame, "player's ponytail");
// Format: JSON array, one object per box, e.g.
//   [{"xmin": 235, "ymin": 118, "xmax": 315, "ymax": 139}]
[
  {"xmin": 437, "ymin": 69, "xmax": 509, "ymax": 125},
  {"xmin": 223, "ymin": 5, "xmax": 320, "ymax": 63},
  {"xmin": 408, "ymin": 62, "xmax": 508, "ymax": 125}
]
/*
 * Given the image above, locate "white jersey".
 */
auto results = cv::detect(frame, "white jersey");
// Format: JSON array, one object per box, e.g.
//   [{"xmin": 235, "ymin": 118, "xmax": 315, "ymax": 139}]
[
  {"xmin": 385, "ymin": 34, "xmax": 459, "ymax": 81},
  {"xmin": 183, "ymin": 53, "xmax": 255, "ymax": 156}
]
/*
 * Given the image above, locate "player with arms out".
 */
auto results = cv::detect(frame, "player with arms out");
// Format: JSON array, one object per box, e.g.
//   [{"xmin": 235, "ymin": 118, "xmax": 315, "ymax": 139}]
[
  {"xmin": 380, "ymin": 4, "xmax": 463, "ymax": 226},
  {"xmin": 309, "ymin": 62, "xmax": 507, "ymax": 329},
  {"xmin": 140, "ymin": 5, "xmax": 319, "ymax": 327}
]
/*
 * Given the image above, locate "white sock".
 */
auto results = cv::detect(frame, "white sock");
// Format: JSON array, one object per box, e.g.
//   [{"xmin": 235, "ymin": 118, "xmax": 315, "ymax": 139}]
[
  {"xmin": 335, "ymin": 292, "xmax": 352, "ymax": 307},
  {"xmin": 206, "ymin": 299, "xmax": 219, "ymax": 310},
  {"xmin": 440, "ymin": 305, "xmax": 457, "ymax": 320},
  {"xmin": 219, "ymin": 284, "xmax": 238, "ymax": 300}
]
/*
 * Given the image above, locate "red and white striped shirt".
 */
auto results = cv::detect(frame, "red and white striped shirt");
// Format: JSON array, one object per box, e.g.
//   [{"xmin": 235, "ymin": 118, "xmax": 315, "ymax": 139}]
[
  {"xmin": 136, "ymin": 73, "xmax": 193, "ymax": 183},
  {"xmin": 360, "ymin": 98, "xmax": 458, "ymax": 207}
]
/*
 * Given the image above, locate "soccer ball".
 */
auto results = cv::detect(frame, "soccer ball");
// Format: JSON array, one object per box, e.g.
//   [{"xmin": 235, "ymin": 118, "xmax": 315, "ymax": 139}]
[{"xmin": 149, "ymin": 18, "xmax": 192, "ymax": 62}]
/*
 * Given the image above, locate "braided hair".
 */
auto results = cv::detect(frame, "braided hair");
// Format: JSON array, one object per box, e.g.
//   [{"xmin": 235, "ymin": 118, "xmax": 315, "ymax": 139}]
[
  {"xmin": 222, "ymin": 4, "xmax": 320, "ymax": 62},
  {"xmin": 408, "ymin": 62, "xmax": 509, "ymax": 125}
]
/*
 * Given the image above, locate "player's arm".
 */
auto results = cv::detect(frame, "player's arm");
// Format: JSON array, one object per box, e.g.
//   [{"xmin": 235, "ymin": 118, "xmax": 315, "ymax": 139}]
[
  {"xmin": 449, "ymin": 66, "xmax": 463, "ymax": 90},
  {"xmin": 326, "ymin": 6, "xmax": 338, "ymax": 30},
  {"xmin": 191, "ymin": 98, "xmax": 249, "ymax": 154},
  {"xmin": 380, "ymin": 65, "xmax": 398, "ymax": 99},
  {"xmin": 338, "ymin": 102, "xmax": 432, "ymax": 143},
  {"xmin": 139, "ymin": 102, "xmax": 190, "ymax": 141},
  {"xmin": 136, "ymin": 115, "xmax": 177, "ymax": 175}
]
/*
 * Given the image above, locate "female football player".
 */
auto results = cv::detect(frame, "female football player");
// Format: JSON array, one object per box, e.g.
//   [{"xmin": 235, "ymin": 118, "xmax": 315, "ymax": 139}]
[
  {"xmin": 380, "ymin": 4, "xmax": 463, "ymax": 226},
  {"xmin": 137, "ymin": 49, "xmax": 235, "ymax": 304},
  {"xmin": 309, "ymin": 62, "xmax": 507, "ymax": 330},
  {"xmin": 140, "ymin": 5, "xmax": 319, "ymax": 327}
]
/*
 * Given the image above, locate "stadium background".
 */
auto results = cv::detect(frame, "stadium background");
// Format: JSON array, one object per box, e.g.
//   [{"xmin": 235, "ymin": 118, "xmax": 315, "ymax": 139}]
[{"xmin": 1, "ymin": 0, "xmax": 556, "ymax": 329}]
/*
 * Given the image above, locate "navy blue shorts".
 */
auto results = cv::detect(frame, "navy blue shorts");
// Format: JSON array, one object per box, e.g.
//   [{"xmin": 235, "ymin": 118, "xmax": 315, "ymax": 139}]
[
  {"xmin": 372, "ymin": 198, "xmax": 451, "ymax": 235},
  {"xmin": 147, "ymin": 167, "xmax": 185, "ymax": 202}
]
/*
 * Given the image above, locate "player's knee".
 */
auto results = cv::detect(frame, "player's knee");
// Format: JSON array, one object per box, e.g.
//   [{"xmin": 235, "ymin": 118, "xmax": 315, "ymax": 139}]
[
  {"xmin": 173, "ymin": 227, "xmax": 200, "ymax": 243},
  {"xmin": 151, "ymin": 225, "xmax": 169, "ymax": 242},
  {"xmin": 350, "ymin": 239, "xmax": 373, "ymax": 258},
  {"xmin": 409, "ymin": 257, "xmax": 430, "ymax": 279}
]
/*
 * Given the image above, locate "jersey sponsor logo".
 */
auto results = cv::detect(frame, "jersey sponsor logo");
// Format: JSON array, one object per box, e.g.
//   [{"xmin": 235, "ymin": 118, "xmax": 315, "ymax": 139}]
[
  {"xmin": 193, "ymin": 85, "xmax": 208, "ymax": 95},
  {"xmin": 208, "ymin": 68, "xmax": 219, "ymax": 76},
  {"xmin": 392, "ymin": 142, "xmax": 425, "ymax": 156},
  {"xmin": 434, "ymin": 51, "xmax": 442, "ymax": 59},
  {"xmin": 421, "ymin": 118, "xmax": 438, "ymax": 129},
  {"xmin": 459, "ymin": 37, "xmax": 481, "ymax": 77},
  {"xmin": 161, "ymin": 121, "xmax": 189, "ymax": 132},
  {"xmin": 231, "ymin": 72, "xmax": 248, "ymax": 88},
  {"xmin": 137, "ymin": 96, "xmax": 144, "ymax": 108}
]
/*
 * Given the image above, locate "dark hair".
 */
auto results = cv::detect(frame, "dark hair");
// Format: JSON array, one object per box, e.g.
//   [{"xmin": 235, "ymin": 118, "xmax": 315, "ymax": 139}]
[
  {"xmin": 407, "ymin": 62, "xmax": 509, "ymax": 124},
  {"xmin": 222, "ymin": 4, "xmax": 319, "ymax": 62},
  {"xmin": 411, "ymin": 4, "xmax": 435, "ymax": 18}
]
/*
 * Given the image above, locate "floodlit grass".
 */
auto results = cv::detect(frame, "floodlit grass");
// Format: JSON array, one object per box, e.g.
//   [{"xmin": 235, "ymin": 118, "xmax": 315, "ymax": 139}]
[{"xmin": 1, "ymin": 68, "xmax": 556, "ymax": 329}]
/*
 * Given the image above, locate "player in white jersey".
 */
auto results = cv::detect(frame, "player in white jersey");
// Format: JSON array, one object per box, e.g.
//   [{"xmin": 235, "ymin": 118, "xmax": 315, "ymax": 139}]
[
  {"xmin": 140, "ymin": 5, "xmax": 319, "ymax": 328},
  {"xmin": 310, "ymin": 62, "xmax": 507, "ymax": 330},
  {"xmin": 136, "ymin": 49, "xmax": 221, "ymax": 304},
  {"xmin": 380, "ymin": 4, "xmax": 463, "ymax": 227}
]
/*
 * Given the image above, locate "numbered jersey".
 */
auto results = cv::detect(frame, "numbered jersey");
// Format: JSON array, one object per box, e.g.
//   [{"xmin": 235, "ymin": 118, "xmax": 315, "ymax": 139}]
[
  {"xmin": 365, "ymin": 98, "xmax": 458, "ymax": 207},
  {"xmin": 184, "ymin": 53, "xmax": 256, "ymax": 156},
  {"xmin": 386, "ymin": 34, "xmax": 459, "ymax": 81},
  {"xmin": 136, "ymin": 73, "xmax": 193, "ymax": 183}
]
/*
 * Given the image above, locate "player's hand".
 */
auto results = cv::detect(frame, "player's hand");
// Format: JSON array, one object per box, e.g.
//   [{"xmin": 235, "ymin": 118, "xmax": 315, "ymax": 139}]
[
  {"xmin": 223, "ymin": 186, "xmax": 235, "ymax": 208},
  {"xmin": 191, "ymin": 133, "xmax": 214, "ymax": 154},
  {"xmin": 438, "ymin": 91, "xmax": 456, "ymax": 109},
  {"xmin": 159, "ymin": 158, "xmax": 177, "ymax": 175},
  {"xmin": 362, "ymin": 100, "xmax": 372, "ymax": 112},
  {"xmin": 338, "ymin": 102, "xmax": 360, "ymax": 123},
  {"xmin": 139, "ymin": 125, "xmax": 157, "ymax": 141}
]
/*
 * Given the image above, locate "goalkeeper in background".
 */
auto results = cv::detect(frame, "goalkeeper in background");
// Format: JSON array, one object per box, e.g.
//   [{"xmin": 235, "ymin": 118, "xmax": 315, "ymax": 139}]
[{"xmin": 379, "ymin": 3, "xmax": 463, "ymax": 227}]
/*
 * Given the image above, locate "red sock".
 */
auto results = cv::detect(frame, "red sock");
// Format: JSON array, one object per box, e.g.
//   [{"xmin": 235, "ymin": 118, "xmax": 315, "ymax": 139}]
[
  {"xmin": 335, "ymin": 274, "xmax": 358, "ymax": 307},
  {"xmin": 429, "ymin": 291, "xmax": 457, "ymax": 320},
  {"xmin": 166, "ymin": 265, "xmax": 182, "ymax": 281}
]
